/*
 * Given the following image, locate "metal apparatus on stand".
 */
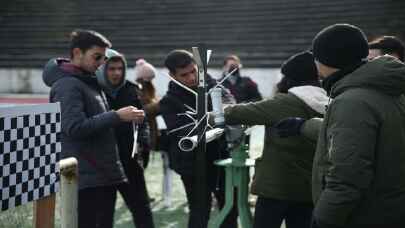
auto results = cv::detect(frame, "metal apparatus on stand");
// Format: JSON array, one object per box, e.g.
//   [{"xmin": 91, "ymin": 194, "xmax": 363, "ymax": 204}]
[
  {"xmin": 211, "ymin": 126, "xmax": 255, "ymax": 228},
  {"xmin": 166, "ymin": 44, "xmax": 254, "ymax": 228}
]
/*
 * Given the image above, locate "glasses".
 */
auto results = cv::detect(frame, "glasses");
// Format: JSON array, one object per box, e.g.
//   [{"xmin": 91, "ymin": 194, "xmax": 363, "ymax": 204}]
[{"xmin": 93, "ymin": 54, "xmax": 106, "ymax": 62}]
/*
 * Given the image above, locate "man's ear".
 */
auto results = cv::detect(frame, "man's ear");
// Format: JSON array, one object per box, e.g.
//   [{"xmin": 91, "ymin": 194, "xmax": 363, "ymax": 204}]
[{"xmin": 72, "ymin": 48, "xmax": 83, "ymax": 59}]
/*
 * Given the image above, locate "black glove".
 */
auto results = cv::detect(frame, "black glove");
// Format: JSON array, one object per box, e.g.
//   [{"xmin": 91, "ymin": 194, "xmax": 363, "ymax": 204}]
[{"xmin": 271, "ymin": 117, "xmax": 306, "ymax": 138}]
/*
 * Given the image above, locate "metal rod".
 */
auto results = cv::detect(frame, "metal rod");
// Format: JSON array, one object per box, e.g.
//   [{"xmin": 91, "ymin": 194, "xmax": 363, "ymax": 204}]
[
  {"xmin": 208, "ymin": 67, "xmax": 239, "ymax": 94},
  {"xmin": 191, "ymin": 44, "xmax": 209, "ymax": 227}
]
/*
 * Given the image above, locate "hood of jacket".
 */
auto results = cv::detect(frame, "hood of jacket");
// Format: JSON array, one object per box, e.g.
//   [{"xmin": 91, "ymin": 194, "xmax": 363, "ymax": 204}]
[
  {"xmin": 288, "ymin": 85, "xmax": 329, "ymax": 114},
  {"xmin": 42, "ymin": 58, "xmax": 97, "ymax": 87},
  {"xmin": 332, "ymin": 55, "xmax": 405, "ymax": 97},
  {"xmin": 96, "ymin": 49, "xmax": 128, "ymax": 97}
]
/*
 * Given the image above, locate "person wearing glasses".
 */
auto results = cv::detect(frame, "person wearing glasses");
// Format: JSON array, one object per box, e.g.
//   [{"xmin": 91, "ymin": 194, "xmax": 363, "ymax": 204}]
[
  {"xmin": 42, "ymin": 29, "xmax": 145, "ymax": 228},
  {"xmin": 220, "ymin": 54, "xmax": 262, "ymax": 103}
]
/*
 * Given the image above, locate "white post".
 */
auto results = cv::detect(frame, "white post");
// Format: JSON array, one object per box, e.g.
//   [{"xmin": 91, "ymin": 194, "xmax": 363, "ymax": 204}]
[
  {"xmin": 162, "ymin": 152, "xmax": 173, "ymax": 207},
  {"xmin": 59, "ymin": 157, "xmax": 78, "ymax": 228}
]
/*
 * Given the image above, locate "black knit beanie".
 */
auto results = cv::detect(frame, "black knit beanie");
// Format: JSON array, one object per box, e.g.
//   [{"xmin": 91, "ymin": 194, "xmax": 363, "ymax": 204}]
[
  {"xmin": 281, "ymin": 51, "xmax": 318, "ymax": 82},
  {"xmin": 312, "ymin": 24, "xmax": 369, "ymax": 68}
]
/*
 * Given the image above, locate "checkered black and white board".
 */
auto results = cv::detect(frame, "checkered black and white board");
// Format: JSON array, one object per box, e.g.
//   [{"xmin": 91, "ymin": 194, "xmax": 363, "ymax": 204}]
[{"xmin": 0, "ymin": 103, "xmax": 61, "ymax": 211}]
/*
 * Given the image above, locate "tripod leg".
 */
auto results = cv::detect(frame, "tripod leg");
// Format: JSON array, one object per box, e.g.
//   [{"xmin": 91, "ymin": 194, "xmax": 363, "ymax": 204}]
[
  {"xmin": 211, "ymin": 166, "xmax": 234, "ymax": 228},
  {"xmin": 237, "ymin": 168, "xmax": 253, "ymax": 228}
]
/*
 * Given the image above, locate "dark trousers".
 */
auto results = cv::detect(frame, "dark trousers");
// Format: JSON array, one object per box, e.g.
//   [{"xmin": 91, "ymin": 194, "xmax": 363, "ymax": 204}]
[
  {"xmin": 120, "ymin": 159, "xmax": 155, "ymax": 228},
  {"xmin": 78, "ymin": 162, "xmax": 154, "ymax": 228},
  {"xmin": 181, "ymin": 171, "xmax": 238, "ymax": 228},
  {"xmin": 78, "ymin": 185, "xmax": 117, "ymax": 228},
  {"xmin": 253, "ymin": 197, "xmax": 313, "ymax": 228}
]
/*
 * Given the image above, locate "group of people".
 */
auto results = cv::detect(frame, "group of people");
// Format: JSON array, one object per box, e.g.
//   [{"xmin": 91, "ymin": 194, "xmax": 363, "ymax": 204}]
[
  {"xmin": 42, "ymin": 23, "xmax": 405, "ymax": 228},
  {"xmin": 243, "ymin": 25, "xmax": 405, "ymax": 228},
  {"xmin": 41, "ymin": 29, "xmax": 261, "ymax": 228}
]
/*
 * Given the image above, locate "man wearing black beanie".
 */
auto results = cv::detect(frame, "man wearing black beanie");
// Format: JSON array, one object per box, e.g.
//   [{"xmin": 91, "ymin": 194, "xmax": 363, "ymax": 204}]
[{"xmin": 311, "ymin": 23, "xmax": 405, "ymax": 228}]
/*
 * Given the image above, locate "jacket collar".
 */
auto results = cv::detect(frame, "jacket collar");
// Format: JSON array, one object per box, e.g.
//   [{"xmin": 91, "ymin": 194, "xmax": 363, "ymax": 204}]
[{"xmin": 322, "ymin": 61, "xmax": 366, "ymax": 97}]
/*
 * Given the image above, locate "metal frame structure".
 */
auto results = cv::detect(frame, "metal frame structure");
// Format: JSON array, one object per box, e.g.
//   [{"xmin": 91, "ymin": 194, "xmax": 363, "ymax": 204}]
[{"xmin": 166, "ymin": 44, "xmax": 254, "ymax": 228}]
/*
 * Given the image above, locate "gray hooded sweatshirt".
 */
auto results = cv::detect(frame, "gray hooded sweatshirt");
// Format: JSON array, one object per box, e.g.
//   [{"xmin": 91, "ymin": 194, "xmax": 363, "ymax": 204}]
[{"xmin": 96, "ymin": 48, "xmax": 127, "ymax": 98}]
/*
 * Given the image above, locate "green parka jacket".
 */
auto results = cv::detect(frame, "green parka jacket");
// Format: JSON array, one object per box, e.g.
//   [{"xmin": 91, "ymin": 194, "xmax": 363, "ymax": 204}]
[
  {"xmin": 225, "ymin": 85, "xmax": 327, "ymax": 202},
  {"xmin": 312, "ymin": 56, "xmax": 405, "ymax": 227}
]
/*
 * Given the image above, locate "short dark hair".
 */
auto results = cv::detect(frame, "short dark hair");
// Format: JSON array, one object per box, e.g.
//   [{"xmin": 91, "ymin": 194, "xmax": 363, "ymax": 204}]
[
  {"xmin": 69, "ymin": 29, "xmax": 112, "ymax": 58},
  {"xmin": 369, "ymin": 36, "xmax": 405, "ymax": 61},
  {"xmin": 164, "ymin": 50, "xmax": 195, "ymax": 74}
]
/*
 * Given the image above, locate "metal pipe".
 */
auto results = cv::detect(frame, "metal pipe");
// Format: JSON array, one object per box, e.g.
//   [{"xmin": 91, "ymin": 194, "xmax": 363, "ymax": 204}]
[
  {"xmin": 191, "ymin": 44, "xmax": 209, "ymax": 226},
  {"xmin": 210, "ymin": 87, "xmax": 224, "ymax": 126},
  {"xmin": 178, "ymin": 128, "xmax": 225, "ymax": 152}
]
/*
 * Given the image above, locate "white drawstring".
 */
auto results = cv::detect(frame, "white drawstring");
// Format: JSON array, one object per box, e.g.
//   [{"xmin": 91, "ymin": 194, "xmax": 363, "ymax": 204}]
[{"xmin": 131, "ymin": 121, "xmax": 139, "ymax": 159}]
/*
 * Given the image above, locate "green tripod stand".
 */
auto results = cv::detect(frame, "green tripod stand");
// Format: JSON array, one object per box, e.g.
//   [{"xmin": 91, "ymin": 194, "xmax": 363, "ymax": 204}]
[{"xmin": 211, "ymin": 135, "xmax": 255, "ymax": 228}]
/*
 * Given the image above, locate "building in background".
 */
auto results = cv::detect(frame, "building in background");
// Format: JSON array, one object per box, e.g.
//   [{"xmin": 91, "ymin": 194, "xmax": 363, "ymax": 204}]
[{"xmin": 0, "ymin": 0, "xmax": 404, "ymax": 97}]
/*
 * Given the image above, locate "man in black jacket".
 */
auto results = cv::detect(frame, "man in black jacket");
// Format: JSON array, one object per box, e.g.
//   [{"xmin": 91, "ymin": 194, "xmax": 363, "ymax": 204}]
[
  {"xmin": 42, "ymin": 30, "xmax": 145, "ymax": 228},
  {"xmin": 96, "ymin": 49, "xmax": 155, "ymax": 228},
  {"xmin": 160, "ymin": 50, "xmax": 237, "ymax": 228}
]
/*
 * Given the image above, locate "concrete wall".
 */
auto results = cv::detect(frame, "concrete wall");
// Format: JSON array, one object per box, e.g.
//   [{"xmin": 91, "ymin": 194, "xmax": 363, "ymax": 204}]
[{"xmin": 0, "ymin": 68, "xmax": 282, "ymax": 98}]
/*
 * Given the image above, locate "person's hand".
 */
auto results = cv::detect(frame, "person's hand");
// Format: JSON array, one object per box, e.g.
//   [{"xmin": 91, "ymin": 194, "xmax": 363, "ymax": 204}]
[
  {"xmin": 116, "ymin": 106, "xmax": 145, "ymax": 123},
  {"xmin": 221, "ymin": 88, "xmax": 236, "ymax": 104},
  {"xmin": 271, "ymin": 117, "xmax": 306, "ymax": 138}
]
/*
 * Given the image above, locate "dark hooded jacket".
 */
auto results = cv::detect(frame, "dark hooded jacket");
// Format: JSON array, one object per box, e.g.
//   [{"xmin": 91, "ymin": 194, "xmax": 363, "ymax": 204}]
[
  {"xmin": 312, "ymin": 56, "xmax": 405, "ymax": 227},
  {"xmin": 42, "ymin": 58, "xmax": 126, "ymax": 190},
  {"xmin": 96, "ymin": 49, "xmax": 151, "ymax": 169},
  {"xmin": 159, "ymin": 79, "xmax": 228, "ymax": 176}
]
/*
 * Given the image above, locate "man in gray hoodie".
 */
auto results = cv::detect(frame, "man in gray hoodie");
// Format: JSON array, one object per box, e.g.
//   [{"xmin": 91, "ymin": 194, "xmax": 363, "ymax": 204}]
[
  {"xmin": 42, "ymin": 30, "xmax": 144, "ymax": 228},
  {"xmin": 96, "ymin": 49, "xmax": 155, "ymax": 228}
]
